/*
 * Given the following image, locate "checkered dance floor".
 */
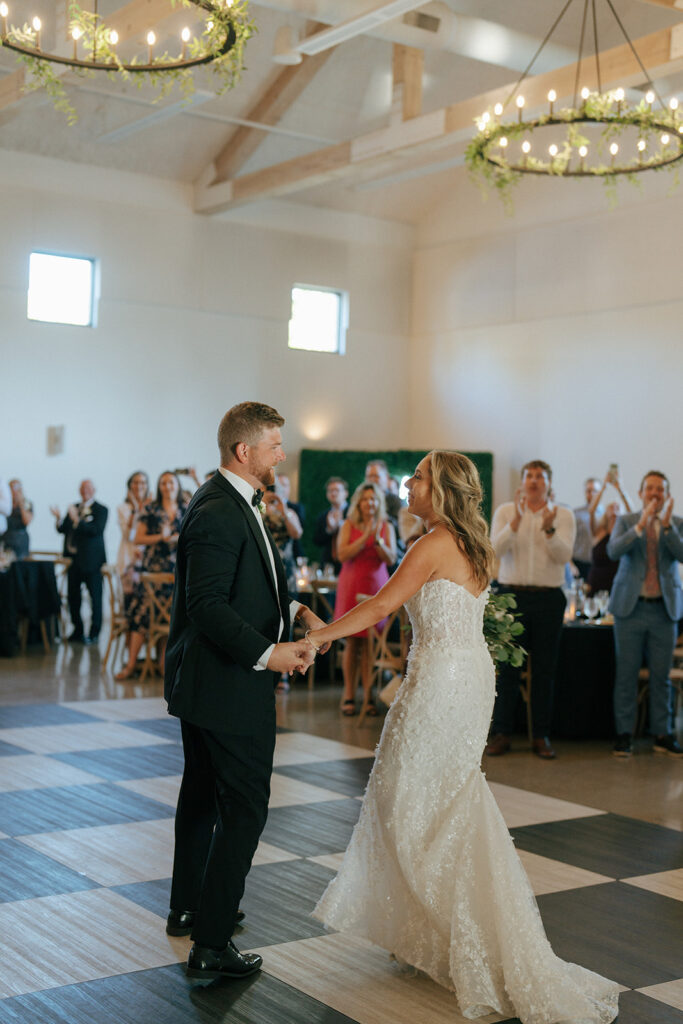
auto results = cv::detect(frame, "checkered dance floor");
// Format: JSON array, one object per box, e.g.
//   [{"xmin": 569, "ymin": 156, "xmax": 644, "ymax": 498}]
[{"xmin": 0, "ymin": 697, "xmax": 681, "ymax": 1023}]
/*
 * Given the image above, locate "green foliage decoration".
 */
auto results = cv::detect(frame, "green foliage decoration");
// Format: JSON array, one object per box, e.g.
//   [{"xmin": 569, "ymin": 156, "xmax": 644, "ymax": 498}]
[
  {"xmin": 483, "ymin": 590, "xmax": 526, "ymax": 668},
  {"xmin": 466, "ymin": 91, "xmax": 683, "ymax": 210},
  {"xmin": 0, "ymin": 0, "xmax": 254, "ymax": 123}
]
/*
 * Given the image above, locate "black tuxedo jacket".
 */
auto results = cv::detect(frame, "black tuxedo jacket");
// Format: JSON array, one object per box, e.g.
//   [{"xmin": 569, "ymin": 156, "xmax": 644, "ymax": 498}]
[
  {"xmin": 165, "ymin": 472, "xmax": 291, "ymax": 736},
  {"xmin": 57, "ymin": 501, "xmax": 107, "ymax": 572}
]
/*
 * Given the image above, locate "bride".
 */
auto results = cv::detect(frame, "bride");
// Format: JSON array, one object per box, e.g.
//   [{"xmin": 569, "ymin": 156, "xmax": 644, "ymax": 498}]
[{"xmin": 305, "ymin": 451, "xmax": 618, "ymax": 1024}]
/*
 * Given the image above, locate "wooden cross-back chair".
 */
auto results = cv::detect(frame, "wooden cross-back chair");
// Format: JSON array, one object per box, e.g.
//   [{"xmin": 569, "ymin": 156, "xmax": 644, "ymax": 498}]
[
  {"xmin": 100, "ymin": 564, "xmax": 128, "ymax": 671},
  {"xmin": 358, "ymin": 602, "xmax": 410, "ymax": 725},
  {"xmin": 139, "ymin": 571, "xmax": 175, "ymax": 682}
]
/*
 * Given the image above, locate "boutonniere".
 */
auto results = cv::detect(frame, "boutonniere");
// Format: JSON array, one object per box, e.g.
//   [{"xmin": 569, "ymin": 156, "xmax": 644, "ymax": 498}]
[{"xmin": 258, "ymin": 501, "xmax": 266, "ymax": 516}]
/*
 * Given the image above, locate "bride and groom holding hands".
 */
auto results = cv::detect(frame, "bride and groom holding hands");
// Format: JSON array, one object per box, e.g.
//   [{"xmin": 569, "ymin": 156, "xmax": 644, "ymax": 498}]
[{"xmin": 163, "ymin": 401, "xmax": 619, "ymax": 1024}]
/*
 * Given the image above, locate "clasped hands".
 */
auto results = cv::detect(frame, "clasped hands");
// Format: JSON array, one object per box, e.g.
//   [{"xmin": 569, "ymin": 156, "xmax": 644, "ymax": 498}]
[{"xmin": 266, "ymin": 609, "xmax": 331, "ymax": 676}]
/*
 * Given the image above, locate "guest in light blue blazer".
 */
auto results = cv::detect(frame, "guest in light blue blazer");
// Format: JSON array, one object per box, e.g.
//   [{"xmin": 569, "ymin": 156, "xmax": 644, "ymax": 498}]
[{"xmin": 607, "ymin": 470, "xmax": 683, "ymax": 758}]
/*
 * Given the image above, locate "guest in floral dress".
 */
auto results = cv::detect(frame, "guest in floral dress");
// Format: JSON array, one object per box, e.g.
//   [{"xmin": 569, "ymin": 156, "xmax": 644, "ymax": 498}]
[{"xmin": 115, "ymin": 471, "xmax": 185, "ymax": 680}]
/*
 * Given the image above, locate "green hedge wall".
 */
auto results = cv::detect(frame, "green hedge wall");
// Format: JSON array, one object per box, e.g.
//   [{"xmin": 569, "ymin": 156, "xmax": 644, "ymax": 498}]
[{"xmin": 298, "ymin": 449, "xmax": 493, "ymax": 562}]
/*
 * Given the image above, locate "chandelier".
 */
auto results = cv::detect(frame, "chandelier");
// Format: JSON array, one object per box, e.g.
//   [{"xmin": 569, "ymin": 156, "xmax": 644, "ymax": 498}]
[
  {"xmin": 466, "ymin": 0, "xmax": 683, "ymax": 203},
  {"xmin": 0, "ymin": 0, "xmax": 252, "ymax": 121}
]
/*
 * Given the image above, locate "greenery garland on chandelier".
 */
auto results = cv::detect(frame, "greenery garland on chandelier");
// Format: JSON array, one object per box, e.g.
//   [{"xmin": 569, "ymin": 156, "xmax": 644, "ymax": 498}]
[
  {"xmin": 465, "ymin": 90, "xmax": 683, "ymax": 209},
  {"xmin": 0, "ymin": 0, "xmax": 254, "ymax": 123},
  {"xmin": 464, "ymin": 0, "xmax": 683, "ymax": 209}
]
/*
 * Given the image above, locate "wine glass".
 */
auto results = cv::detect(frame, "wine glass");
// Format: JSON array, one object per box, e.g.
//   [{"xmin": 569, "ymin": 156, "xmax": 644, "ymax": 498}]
[
  {"xmin": 595, "ymin": 590, "xmax": 609, "ymax": 622},
  {"xmin": 584, "ymin": 596, "xmax": 598, "ymax": 623}
]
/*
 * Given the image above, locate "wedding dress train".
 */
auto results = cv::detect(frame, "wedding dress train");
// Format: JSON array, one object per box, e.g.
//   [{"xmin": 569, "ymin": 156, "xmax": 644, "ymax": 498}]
[{"xmin": 313, "ymin": 580, "xmax": 618, "ymax": 1024}]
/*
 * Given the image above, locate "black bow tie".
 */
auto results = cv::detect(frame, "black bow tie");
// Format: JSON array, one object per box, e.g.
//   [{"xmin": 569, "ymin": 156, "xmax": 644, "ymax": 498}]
[{"xmin": 252, "ymin": 489, "xmax": 264, "ymax": 507}]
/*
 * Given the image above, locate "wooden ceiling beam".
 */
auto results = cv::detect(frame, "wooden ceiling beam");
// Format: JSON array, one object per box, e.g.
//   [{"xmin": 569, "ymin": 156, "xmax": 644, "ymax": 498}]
[
  {"xmin": 392, "ymin": 44, "xmax": 423, "ymax": 121},
  {"xmin": 194, "ymin": 25, "xmax": 683, "ymax": 214},
  {"xmin": 207, "ymin": 22, "xmax": 337, "ymax": 185}
]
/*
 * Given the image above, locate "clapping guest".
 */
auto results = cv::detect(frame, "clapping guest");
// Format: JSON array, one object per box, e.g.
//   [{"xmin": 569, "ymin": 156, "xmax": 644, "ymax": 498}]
[
  {"xmin": 586, "ymin": 502, "xmax": 621, "ymax": 595},
  {"xmin": 115, "ymin": 471, "xmax": 186, "ymax": 680},
  {"xmin": 572, "ymin": 477, "xmax": 602, "ymax": 579},
  {"xmin": 274, "ymin": 473, "xmax": 306, "ymax": 559},
  {"xmin": 51, "ymin": 479, "xmax": 108, "ymax": 644},
  {"xmin": 2, "ymin": 480, "xmax": 33, "ymax": 558},
  {"xmin": 588, "ymin": 467, "xmax": 632, "ymax": 535},
  {"xmin": 263, "ymin": 487, "xmax": 302, "ymax": 592},
  {"xmin": 334, "ymin": 482, "xmax": 397, "ymax": 716},
  {"xmin": 313, "ymin": 477, "xmax": 349, "ymax": 573},
  {"xmin": 116, "ymin": 471, "xmax": 150, "ymax": 633}
]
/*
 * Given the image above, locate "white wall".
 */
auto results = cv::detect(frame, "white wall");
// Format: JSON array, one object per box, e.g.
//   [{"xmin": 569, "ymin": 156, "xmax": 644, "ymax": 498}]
[
  {"xmin": 410, "ymin": 166, "xmax": 683, "ymax": 512},
  {"xmin": 0, "ymin": 152, "xmax": 413, "ymax": 558}
]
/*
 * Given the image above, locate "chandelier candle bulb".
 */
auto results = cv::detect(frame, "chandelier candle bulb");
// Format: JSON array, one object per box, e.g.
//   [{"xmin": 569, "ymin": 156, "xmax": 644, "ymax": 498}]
[
  {"xmin": 548, "ymin": 89, "xmax": 556, "ymax": 115},
  {"xmin": 494, "ymin": 102, "xmax": 503, "ymax": 117},
  {"xmin": 521, "ymin": 139, "xmax": 531, "ymax": 165},
  {"xmin": 0, "ymin": 2, "xmax": 7, "ymax": 36},
  {"xmin": 661, "ymin": 134, "xmax": 670, "ymax": 146},
  {"xmin": 32, "ymin": 14, "xmax": 40, "ymax": 49},
  {"xmin": 615, "ymin": 87, "xmax": 624, "ymax": 114},
  {"xmin": 610, "ymin": 142, "xmax": 618, "ymax": 166},
  {"xmin": 516, "ymin": 95, "xmax": 525, "ymax": 123},
  {"xmin": 646, "ymin": 90, "xmax": 655, "ymax": 110},
  {"xmin": 181, "ymin": 26, "xmax": 190, "ymax": 58},
  {"xmin": 146, "ymin": 29, "xmax": 155, "ymax": 63},
  {"xmin": 670, "ymin": 97, "xmax": 679, "ymax": 112},
  {"xmin": 499, "ymin": 136, "xmax": 508, "ymax": 148},
  {"xmin": 578, "ymin": 144, "xmax": 588, "ymax": 170}
]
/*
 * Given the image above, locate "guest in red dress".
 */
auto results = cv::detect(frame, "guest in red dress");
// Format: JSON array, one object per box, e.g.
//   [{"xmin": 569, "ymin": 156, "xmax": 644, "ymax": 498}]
[{"xmin": 334, "ymin": 482, "xmax": 397, "ymax": 716}]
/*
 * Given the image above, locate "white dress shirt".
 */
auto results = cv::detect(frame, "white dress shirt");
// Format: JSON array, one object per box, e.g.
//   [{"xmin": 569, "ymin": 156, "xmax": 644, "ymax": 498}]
[
  {"xmin": 491, "ymin": 502, "xmax": 576, "ymax": 587},
  {"xmin": 219, "ymin": 468, "xmax": 302, "ymax": 669}
]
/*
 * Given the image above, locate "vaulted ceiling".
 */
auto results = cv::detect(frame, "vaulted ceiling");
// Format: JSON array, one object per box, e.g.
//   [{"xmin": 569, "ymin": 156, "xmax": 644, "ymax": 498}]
[{"xmin": 1, "ymin": 0, "xmax": 682, "ymax": 222}]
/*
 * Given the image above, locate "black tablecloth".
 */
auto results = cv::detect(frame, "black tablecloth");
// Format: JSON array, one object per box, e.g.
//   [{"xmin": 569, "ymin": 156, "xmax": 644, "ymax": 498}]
[
  {"xmin": 552, "ymin": 622, "xmax": 615, "ymax": 739},
  {"xmin": 0, "ymin": 561, "xmax": 61, "ymax": 657}
]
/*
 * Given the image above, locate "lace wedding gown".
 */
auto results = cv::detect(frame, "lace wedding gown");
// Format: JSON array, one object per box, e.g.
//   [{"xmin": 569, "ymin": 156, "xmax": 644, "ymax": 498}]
[{"xmin": 313, "ymin": 580, "xmax": 619, "ymax": 1024}]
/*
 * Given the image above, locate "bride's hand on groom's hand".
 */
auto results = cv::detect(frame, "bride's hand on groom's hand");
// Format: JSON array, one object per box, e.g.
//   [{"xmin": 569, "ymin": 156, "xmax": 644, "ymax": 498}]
[
  {"xmin": 299, "ymin": 610, "xmax": 331, "ymax": 654},
  {"xmin": 267, "ymin": 641, "xmax": 315, "ymax": 675}
]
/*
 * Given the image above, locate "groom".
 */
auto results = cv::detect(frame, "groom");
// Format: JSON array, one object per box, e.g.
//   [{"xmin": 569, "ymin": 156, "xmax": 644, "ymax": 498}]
[{"xmin": 164, "ymin": 402, "xmax": 323, "ymax": 980}]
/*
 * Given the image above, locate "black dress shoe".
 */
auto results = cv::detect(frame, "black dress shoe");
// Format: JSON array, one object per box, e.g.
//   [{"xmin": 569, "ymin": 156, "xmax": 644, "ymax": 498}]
[
  {"xmin": 67, "ymin": 631, "xmax": 84, "ymax": 643},
  {"xmin": 186, "ymin": 940, "xmax": 262, "ymax": 980},
  {"xmin": 166, "ymin": 908, "xmax": 245, "ymax": 937},
  {"xmin": 84, "ymin": 635, "xmax": 99, "ymax": 646},
  {"xmin": 166, "ymin": 909, "xmax": 196, "ymax": 936}
]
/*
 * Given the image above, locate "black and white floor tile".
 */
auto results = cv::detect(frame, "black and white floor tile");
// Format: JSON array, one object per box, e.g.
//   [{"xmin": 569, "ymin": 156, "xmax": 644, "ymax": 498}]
[{"xmin": 0, "ymin": 696, "xmax": 681, "ymax": 1023}]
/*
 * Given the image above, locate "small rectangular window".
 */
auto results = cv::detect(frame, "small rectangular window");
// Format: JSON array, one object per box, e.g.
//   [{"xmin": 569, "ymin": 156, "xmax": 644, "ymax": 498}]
[
  {"xmin": 288, "ymin": 284, "xmax": 347, "ymax": 354},
  {"xmin": 27, "ymin": 251, "xmax": 98, "ymax": 327}
]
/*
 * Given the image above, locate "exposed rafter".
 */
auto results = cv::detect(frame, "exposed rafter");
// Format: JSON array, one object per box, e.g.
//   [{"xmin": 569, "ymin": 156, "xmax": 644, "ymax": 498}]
[
  {"xmin": 204, "ymin": 21, "xmax": 337, "ymax": 186},
  {"xmin": 194, "ymin": 25, "xmax": 683, "ymax": 214}
]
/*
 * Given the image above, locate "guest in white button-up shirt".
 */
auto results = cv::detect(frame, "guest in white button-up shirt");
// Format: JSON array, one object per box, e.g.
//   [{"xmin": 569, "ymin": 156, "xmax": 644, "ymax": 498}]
[{"xmin": 486, "ymin": 461, "xmax": 576, "ymax": 761}]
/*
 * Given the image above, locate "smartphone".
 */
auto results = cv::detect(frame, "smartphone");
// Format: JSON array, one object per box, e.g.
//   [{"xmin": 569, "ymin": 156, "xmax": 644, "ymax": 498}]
[{"xmin": 608, "ymin": 463, "xmax": 618, "ymax": 477}]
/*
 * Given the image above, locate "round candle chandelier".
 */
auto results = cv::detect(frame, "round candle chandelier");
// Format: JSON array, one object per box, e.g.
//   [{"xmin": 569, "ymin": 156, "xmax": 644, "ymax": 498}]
[
  {"xmin": 466, "ymin": 0, "xmax": 683, "ymax": 203},
  {"xmin": 0, "ymin": 0, "xmax": 252, "ymax": 121}
]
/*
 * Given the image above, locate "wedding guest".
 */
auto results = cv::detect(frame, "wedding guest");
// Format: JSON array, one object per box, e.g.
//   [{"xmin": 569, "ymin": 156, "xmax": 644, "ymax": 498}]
[
  {"xmin": 335, "ymin": 482, "xmax": 396, "ymax": 716},
  {"xmin": 51, "ymin": 480, "xmax": 108, "ymax": 644},
  {"xmin": 586, "ymin": 502, "xmax": 621, "ymax": 595},
  {"xmin": 365, "ymin": 460, "xmax": 403, "ymax": 532},
  {"xmin": 572, "ymin": 477, "xmax": 601, "ymax": 579},
  {"xmin": 0, "ymin": 477, "xmax": 11, "ymax": 536},
  {"xmin": 263, "ymin": 487, "xmax": 303, "ymax": 695},
  {"xmin": 487, "ymin": 460, "xmax": 575, "ymax": 759},
  {"xmin": 2, "ymin": 479, "xmax": 33, "ymax": 558},
  {"xmin": 115, "ymin": 472, "xmax": 186, "ymax": 680},
  {"xmin": 116, "ymin": 471, "xmax": 150, "ymax": 630},
  {"xmin": 313, "ymin": 477, "xmax": 349, "ymax": 573},
  {"xmin": 274, "ymin": 473, "xmax": 305, "ymax": 559},
  {"xmin": 608, "ymin": 471, "xmax": 683, "ymax": 758}
]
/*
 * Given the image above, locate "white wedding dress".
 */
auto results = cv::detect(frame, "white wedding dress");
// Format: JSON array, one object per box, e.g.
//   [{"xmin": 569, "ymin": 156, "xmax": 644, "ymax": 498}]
[{"xmin": 313, "ymin": 580, "xmax": 619, "ymax": 1024}]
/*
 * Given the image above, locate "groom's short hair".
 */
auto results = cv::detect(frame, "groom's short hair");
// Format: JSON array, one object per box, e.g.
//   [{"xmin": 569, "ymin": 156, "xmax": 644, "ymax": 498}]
[{"xmin": 218, "ymin": 402, "xmax": 285, "ymax": 463}]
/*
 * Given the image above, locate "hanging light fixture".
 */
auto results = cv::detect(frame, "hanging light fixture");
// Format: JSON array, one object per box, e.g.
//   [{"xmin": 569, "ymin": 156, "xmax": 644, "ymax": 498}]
[
  {"xmin": 0, "ymin": 0, "xmax": 253, "ymax": 122},
  {"xmin": 466, "ymin": 0, "xmax": 683, "ymax": 204}
]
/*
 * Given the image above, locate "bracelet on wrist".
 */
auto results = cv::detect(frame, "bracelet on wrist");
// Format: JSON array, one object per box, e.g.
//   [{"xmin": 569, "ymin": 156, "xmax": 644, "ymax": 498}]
[{"xmin": 304, "ymin": 630, "xmax": 321, "ymax": 653}]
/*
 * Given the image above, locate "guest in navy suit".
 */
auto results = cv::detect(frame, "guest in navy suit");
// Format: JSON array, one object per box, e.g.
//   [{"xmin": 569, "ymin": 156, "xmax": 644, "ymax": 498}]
[{"xmin": 608, "ymin": 471, "xmax": 683, "ymax": 758}]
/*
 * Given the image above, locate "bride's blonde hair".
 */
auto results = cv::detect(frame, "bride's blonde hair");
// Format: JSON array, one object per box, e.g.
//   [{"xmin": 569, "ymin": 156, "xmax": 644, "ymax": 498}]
[{"xmin": 428, "ymin": 451, "xmax": 494, "ymax": 590}]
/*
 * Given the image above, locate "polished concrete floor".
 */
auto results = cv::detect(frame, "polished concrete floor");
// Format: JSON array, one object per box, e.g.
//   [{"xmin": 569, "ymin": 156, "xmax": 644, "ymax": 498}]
[{"xmin": 0, "ymin": 639, "xmax": 681, "ymax": 1023}]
